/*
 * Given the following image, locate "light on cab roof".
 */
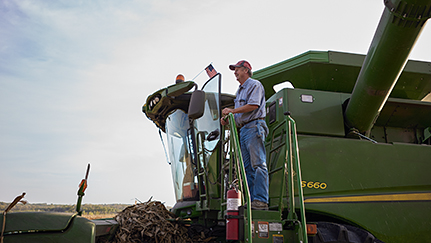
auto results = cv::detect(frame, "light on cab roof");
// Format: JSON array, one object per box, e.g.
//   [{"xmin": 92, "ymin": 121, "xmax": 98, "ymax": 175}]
[{"xmin": 176, "ymin": 74, "xmax": 185, "ymax": 83}]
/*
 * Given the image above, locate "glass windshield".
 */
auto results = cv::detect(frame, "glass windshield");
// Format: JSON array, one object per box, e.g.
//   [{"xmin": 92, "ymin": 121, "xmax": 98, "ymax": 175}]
[
  {"xmin": 165, "ymin": 109, "xmax": 195, "ymax": 201},
  {"xmin": 165, "ymin": 74, "xmax": 221, "ymax": 202},
  {"xmin": 196, "ymin": 75, "xmax": 221, "ymax": 153}
]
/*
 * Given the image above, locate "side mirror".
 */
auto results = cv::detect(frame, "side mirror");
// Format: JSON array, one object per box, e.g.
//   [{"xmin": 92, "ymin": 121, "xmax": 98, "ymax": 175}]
[{"xmin": 188, "ymin": 90, "xmax": 205, "ymax": 119}]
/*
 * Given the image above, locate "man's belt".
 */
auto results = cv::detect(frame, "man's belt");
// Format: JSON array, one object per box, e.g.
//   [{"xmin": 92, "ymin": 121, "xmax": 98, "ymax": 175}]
[{"xmin": 238, "ymin": 117, "xmax": 265, "ymax": 129}]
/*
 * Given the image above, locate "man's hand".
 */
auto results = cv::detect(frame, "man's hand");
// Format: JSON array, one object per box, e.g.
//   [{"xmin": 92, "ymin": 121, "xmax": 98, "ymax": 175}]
[
  {"xmin": 220, "ymin": 116, "xmax": 228, "ymax": 126},
  {"xmin": 221, "ymin": 108, "xmax": 235, "ymax": 126},
  {"xmin": 222, "ymin": 108, "xmax": 234, "ymax": 116}
]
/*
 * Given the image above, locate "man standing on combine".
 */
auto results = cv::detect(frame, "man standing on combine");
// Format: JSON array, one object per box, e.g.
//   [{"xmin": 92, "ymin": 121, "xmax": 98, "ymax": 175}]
[{"xmin": 221, "ymin": 60, "xmax": 269, "ymax": 210}]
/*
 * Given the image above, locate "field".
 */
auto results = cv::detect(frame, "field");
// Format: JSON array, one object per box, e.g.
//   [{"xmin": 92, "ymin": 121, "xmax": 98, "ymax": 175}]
[
  {"xmin": 0, "ymin": 201, "xmax": 130, "ymax": 219},
  {"xmin": 82, "ymin": 213, "xmax": 117, "ymax": 219}
]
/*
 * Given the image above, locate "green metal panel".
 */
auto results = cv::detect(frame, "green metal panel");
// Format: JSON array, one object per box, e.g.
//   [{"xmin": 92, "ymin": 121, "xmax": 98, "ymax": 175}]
[
  {"xmin": 305, "ymin": 201, "xmax": 430, "ymax": 242},
  {"xmin": 266, "ymin": 88, "xmax": 346, "ymax": 137},
  {"xmin": 206, "ymin": 145, "xmax": 221, "ymax": 199},
  {"xmin": 0, "ymin": 212, "xmax": 95, "ymax": 243},
  {"xmin": 250, "ymin": 211, "xmax": 299, "ymax": 243},
  {"xmin": 296, "ymin": 135, "xmax": 431, "ymax": 243},
  {"xmin": 376, "ymin": 97, "xmax": 431, "ymax": 128},
  {"xmin": 286, "ymin": 89, "xmax": 345, "ymax": 137},
  {"xmin": 391, "ymin": 60, "xmax": 431, "ymax": 99},
  {"xmin": 252, "ymin": 51, "xmax": 329, "ymax": 98}
]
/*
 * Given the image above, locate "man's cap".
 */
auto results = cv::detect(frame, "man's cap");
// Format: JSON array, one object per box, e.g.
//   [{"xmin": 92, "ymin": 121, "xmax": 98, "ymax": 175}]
[{"xmin": 229, "ymin": 60, "xmax": 252, "ymax": 71}]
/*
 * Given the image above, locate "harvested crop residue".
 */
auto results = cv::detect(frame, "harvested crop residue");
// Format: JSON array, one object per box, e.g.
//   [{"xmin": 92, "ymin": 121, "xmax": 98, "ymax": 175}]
[{"xmin": 110, "ymin": 200, "xmax": 216, "ymax": 243}]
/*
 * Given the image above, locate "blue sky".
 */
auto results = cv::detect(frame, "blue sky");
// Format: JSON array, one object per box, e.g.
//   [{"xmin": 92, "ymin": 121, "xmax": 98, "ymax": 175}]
[{"xmin": 1, "ymin": 0, "xmax": 430, "ymax": 206}]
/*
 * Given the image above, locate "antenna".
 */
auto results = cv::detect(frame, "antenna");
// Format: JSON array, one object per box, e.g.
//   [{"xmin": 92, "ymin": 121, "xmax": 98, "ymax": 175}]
[{"xmin": 192, "ymin": 62, "xmax": 213, "ymax": 81}]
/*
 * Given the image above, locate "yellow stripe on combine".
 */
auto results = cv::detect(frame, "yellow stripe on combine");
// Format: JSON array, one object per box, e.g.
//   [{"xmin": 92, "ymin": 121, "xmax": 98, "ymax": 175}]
[{"xmin": 304, "ymin": 192, "xmax": 431, "ymax": 203}]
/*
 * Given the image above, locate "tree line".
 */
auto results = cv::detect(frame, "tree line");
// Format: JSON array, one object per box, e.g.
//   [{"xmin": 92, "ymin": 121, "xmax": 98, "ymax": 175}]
[{"xmin": 0, "ymin": 202, "xmax": 130, "ymax": 215}]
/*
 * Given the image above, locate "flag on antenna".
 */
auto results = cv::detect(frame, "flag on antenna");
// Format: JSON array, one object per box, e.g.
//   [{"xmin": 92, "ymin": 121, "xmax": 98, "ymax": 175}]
[{"xmin": 205, "ymin": 64, "xmax": 217, "ymax": 78}]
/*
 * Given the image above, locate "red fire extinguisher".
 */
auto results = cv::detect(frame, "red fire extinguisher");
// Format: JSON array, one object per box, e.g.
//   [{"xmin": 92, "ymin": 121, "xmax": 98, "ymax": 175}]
[{"xmin": 226, "ymin": 188, "xmax": 241, "ymax": 240}]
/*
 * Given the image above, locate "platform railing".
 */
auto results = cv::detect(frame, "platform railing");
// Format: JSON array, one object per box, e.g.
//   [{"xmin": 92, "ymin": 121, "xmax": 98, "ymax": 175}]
[
  {"xmin": 225, "ymin": 113, "xmax": 253, "ymax": 242},
  {"xmin": 285, "ymin": 112, "xmax": 308, "ymax": 243}
]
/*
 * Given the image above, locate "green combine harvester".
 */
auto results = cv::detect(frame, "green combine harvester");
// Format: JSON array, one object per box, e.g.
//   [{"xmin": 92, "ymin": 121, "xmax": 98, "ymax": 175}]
[{"xmin": 1, "ymin": 0, "xmax": 431, "ymax": 242}]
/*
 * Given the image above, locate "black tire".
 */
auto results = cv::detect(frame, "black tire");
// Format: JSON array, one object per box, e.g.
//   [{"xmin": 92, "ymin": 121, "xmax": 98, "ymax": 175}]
[{"xmin": 308, "ymin": 222, "xmax": 385, "ymax": 243}]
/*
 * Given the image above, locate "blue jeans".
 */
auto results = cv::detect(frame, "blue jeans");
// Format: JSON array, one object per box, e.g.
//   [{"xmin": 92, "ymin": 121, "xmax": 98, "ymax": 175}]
[{"xmin": 239, "ymin": 120, "xmax": 269, "ymax": 203}]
